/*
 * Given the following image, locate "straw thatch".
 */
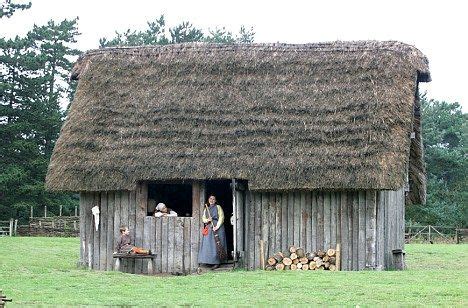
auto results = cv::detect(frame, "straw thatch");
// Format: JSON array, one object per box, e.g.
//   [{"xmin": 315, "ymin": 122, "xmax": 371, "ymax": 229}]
[{"xmin": 46, "ymin": 41, "xmax": 430, "ymax": 203}]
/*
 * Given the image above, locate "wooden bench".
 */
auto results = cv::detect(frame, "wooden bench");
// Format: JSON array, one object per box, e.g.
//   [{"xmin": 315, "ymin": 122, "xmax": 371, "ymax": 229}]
[{"xmin": 113, "ymin": 253, "xmax": 156, "ymax": 274}]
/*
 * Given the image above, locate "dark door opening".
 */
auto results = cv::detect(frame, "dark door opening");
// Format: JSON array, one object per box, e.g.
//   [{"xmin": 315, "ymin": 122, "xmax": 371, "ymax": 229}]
[{"xmin": 204, "ymin": 179, "xmax": 234, "ymax": 260}]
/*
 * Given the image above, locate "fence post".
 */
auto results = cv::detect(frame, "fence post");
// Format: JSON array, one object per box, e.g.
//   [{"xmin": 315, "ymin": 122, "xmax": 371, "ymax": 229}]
[
  {"xmin": 9, "ymin": 219, "xmax": 13, "ymax": 236},
  {"xmin": 14, "ymin": 219, "xmax": 18, "ymax": 236},
  {"xmin": 59, "ymin": 205, "xmax": 63, "ymax": 216},
  {"xmin": 428, "ymin": 225, "xmax": 432, "ymax": 243},
  {"xmin": 44, "ymin": 205, "xmax": 47, "ymax": 218},
  {"xmin": 30, "ymin": 205, "xmax": 33, "ymax": 218},
  {"xmin": 75, "ymin": 206, "xmax": 78, "ymax": 217}
]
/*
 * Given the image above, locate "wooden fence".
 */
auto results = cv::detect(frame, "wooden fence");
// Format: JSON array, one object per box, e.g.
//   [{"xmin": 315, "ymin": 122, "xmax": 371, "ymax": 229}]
[
  {"xmin": 405, "ymin": 225, "xmax": 464, "ymax": 243},
  {"xmin": 0, "ymin": 219, "xmax": 18, "ymax": 236}
]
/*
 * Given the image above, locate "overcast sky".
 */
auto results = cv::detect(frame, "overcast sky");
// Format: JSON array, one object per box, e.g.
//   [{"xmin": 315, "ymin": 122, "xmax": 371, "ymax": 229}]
[{"xmin": 2, "ymin": 0, "xmax": 467, "ymax": 111}]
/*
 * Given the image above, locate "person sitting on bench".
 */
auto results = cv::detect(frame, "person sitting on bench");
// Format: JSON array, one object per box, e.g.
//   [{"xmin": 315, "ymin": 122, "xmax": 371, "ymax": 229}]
[
  {"xmin": 115, "ymin": 226, "xmax": 151, "ymax": 255},
  {"xmin": 154, "ymin": 203, "xmax": 178, "ymax": 217}
]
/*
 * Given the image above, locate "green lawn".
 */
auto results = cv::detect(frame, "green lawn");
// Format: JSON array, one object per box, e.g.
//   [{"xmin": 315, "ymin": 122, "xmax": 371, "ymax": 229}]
[{"xmin": 0, "ymin": 237, "xmax": 467, "ymax": 306}]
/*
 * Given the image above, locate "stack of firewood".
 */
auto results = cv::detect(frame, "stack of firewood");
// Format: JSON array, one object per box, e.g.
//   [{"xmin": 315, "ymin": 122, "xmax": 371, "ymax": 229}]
[{"xmin": 265, "ymin": 246, "xmax": 338, "ymax": 271}]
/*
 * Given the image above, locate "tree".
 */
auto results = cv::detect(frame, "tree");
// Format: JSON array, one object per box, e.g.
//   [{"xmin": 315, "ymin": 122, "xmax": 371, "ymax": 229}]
[
  {"xmin": 0, "ymin": 9, "xmax": 81, "ymax": 222},
  {"xmin": 0, "ymin": 0, "xmax": 31, "ymax": 18},
  {"xmin": 99, "ymin": 15, "xmax": 255, "ymax": 48},
  {"xmin": 406, "ymin": 95, "xmax": 467, "ymax": 227}
]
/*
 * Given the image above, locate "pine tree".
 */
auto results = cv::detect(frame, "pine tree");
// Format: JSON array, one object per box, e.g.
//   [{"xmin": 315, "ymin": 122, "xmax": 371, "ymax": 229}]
[
  {"xmin": 99, "ymin": 15, "xmax": 255, "ymax": 48},
  {"xmin": 0, "ymin": 14, "xmax": 81, "ymax": 222}
]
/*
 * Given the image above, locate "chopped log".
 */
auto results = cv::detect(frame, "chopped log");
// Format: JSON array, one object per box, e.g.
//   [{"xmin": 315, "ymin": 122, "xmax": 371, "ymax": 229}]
[
  {"xmin": 282, "ymin": 250, "xmax": 291, "ymax": 258},
  {"xmin": 284, "ymin": 265, "xmax": 291, "ymax": 270},
  {"xmin": 302, "ymin": 264, "xmax": 309, "ymax": 270},
  {"xmin": 297, "ymin": 262, "xmax": 303, "ymax": 269},
  {"xmin": 313, "ymin": 256, "xmax": 321, "ymax": 262},
  {"xmin": 316, "ymin": 266, "xmax": 324, "ymax": 270},
  {"xmin": 299, "ymin": 257, "xmax": 309, "ymax": 264},
  {"xmin": 323, "ymin": 255, "xmax": 330, "ymax": 262},
  {"xmin": 289, "ymin": 246, "xmax": 297, "ymax": 253},
  {"xmin": 274, "ymin": 252, "xmax": 284, "ymax": 262},
  {"xmin": 316, "ymin": 259, "xmax": 323, "ymax": 268},
  {"xmin": 317, "ymin": 250, "xmax": 326, "ymax": 258},
  {"xmin": 292, "ymin": 258, "xmax": 300, "ymax": 265},
  {"xmin": 336, "ymin": 243, "xmax": 341, "ymax": 271},
  {"xmin": 290, "ymin": 253, "xmax": 298, "ymax": 260},
  {"xmin": 296, "ymin": 248, "xmax": 305, "ymax": 258},
  {"xmin": 265, "ymin": 265, "xmax": 275, "ymax": 271},
  {"xmin": 282, "ymin": 257, "xmax": 292, "ymax": 266},
  {"xmin": 267, "ymin": 257, "xmax": 277, "ymax": 266},
  {"xmin": 327, "ymin": 248, "xmax": 336, "ymax": 257},
  {"xmin": 290, "ymin": 264, "xmax": 298, "ymax": 270},
  {"xmin": 309, "ymin": 261, "xmax": 317, "ymax": 270},
  {"xmin": 306, "ymin": 252, "xmax": 316, "ymax": 261},
  {"xmin": 324, "ymin": 262, "xmax": 330, "ymax": 269},
  {"xmin": 329, "ymin": 264, "xmax": 337, "ymax": 271},
  {"xmin": 275, "ymin": 263, "xmax": 285, "ymax": 271},
  {"xmin": 329, "ymin": 257, "xmax": 336, "ymax": 265}
]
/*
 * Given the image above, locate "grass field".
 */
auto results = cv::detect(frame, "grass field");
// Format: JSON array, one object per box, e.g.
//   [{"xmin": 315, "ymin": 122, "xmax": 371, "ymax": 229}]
[{"xmin": 0, "ymin": 237, "xmax": 467, "ymax": 306}]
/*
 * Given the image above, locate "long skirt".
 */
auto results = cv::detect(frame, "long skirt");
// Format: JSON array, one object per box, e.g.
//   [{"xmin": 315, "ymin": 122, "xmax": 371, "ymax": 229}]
[{"xmin": 198, "ymin": 224, "xmax": 227, "ymax": 265}]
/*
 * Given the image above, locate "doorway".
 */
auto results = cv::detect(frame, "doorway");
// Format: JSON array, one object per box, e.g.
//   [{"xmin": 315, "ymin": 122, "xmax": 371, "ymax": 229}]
[{"xmin": 204, "ymin": 179, "xmax": 234, "ymax": 260}]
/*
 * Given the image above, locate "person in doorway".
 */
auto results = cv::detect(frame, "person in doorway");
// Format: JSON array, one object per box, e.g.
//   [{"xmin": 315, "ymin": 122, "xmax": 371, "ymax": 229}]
[
  {"xmin": 154, "ymin": 203, "xmax": 178, "ymax": 217},
  {"xmin": 198, "ymin": 195, "xmax": 228, "ymax": 269},
  {"xmin": 114, "ymin": 226, "xmax": 151, "ymax": 255}
]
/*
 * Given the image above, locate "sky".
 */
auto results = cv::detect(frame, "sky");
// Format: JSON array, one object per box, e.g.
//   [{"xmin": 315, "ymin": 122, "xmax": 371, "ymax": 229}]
[{"xmin": 1, "ymin": 0, "xmax": 467, "ymax": 111}]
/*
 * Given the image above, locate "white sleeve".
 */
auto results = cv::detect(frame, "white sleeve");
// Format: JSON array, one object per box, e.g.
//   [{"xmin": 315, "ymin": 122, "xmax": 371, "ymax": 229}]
[
  {"xmin": 154, "ymin": 212, "xmax": 163, "ymax": 217},
  {"xmin": 168, "ymin": 211, "xmax": 178, "ymax": 217}
]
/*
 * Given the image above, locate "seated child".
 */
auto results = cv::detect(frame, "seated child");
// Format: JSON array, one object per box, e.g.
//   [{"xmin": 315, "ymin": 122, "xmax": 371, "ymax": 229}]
[
  {"xmin": 115, "ymin": 226, "xmax": 151, "ymax": 255},
  {"xmin": 154, "ymin": 203, "xmax": 178, "ymax": 217}
]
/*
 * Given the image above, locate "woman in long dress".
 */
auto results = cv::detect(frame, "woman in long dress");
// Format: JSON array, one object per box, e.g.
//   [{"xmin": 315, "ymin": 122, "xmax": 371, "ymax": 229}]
[{"xmin": 198, "ymin": 195, "xmax": 227, "ymax": 269}]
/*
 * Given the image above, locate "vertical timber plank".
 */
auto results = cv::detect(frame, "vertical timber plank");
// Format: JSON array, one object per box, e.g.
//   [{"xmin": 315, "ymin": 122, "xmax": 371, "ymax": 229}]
[
  {"xmin": 191, "ymin": 181, "xmax": 201, "ymax": 273},
  {"xmin": 268, "ymin": 193, "xmax": 276, "ymax": 257},
  {"xmin": 293, "ymin": 192, "xmax": 301, "ymax": 247},
  {"xmin": 247, "ymin": 191, "xmax": 255, "ymax": 270},
  {"xmin": 168, "ymin": 218, "xmax": 176, "ymax": 273},
  {"xmin": 323, "ymin": 192, "xmax": 331, "ymax": 251},
  {"xmin": 275, "ymin": 193, "xmax": 282, "ymax": 255},
  {"xmin": 119, "ymin": 191, "xmax": 129, "ymax": 272},
  {"xmin": 92, "ymin": 192, "xmax": 100, "ymax": 270},
  {"xmin": 340, "ymin": 192, "xmax": 349, "ymax": 271},
  {"xmin": 366, "ymin": 190, "xmax": 377, "ymax": 269},
  {"xmin": 301, "ymin": 192, "xmax": 307, "ymax": 250},
  {"xmin": 261, "ymin": 192, "xmax": 269, "ymax": 266},
  {"xmin": 155, "ymin": 217, "xmax": 162, "ymax": 273},
  {"xmin": 352, "ymin": 192, "xmax": 359, "ymax": 270},
  {"xmin": 311, "ymin": 191, "xmax": 317, "ymax": 253},
  {"xmin": 281, "ymin": 193, "xmax": 288, "ymax": 252},
  {"xmin": 305, "ymin": 192, "xmax": 312, "ymax": 253},
  {"xmin": 174, "ymin": 218, "xmax": 184, "ymax": 274},
  {"xmin": 106, "ymin": 192, "xmax": 114, "ymax": 271},
  {"xmin": 99, "ymin": 192, "xmax": 107, "ymax": 271},
  {"xmin": 317, "ymin": 192, "xmax": 324, "ymax": 251},
  {"xmin": 183, "ymin": 218, "xmax": 191, "ymax": 274},
  {"xmin": 358, "ymin": 191, "xmax": 366, "ymax": 270},
  {"xmin": 287, "ymin": 192, "xmax": 294, "ymax": 249},
  {"xmin": 330, "ymin": 192, "xmax": 337, "ymax": 249},
  {"xmin": 161, "ymin": 217, "xmax": 169, "ymax": 273}
]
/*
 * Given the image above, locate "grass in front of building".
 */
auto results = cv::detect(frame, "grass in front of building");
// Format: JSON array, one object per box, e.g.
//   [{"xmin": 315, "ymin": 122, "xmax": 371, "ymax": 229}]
[{"xmin": 0, "ymin": 237, "xmax": 467, "ymax": 306}]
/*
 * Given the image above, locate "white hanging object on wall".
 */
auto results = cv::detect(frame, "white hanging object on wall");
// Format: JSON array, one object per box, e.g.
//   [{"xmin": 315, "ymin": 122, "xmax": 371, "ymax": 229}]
[{"xmin": 91, "ymin": 205, "xmax": 100, "ymax": 231}]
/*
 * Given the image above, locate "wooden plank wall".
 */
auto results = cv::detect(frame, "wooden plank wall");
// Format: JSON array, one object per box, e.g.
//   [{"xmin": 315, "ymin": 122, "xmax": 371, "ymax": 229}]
[
  {"xmin": 244, "ymin": 189, "xmax": 405, "ymax": 271},
  {"xmin": 80, "ymin": 181, "xmax": 206, "ymax": 274},
  {"xmin": 80, "ymin": 185, "xmax": 405, "ymax": 273}
]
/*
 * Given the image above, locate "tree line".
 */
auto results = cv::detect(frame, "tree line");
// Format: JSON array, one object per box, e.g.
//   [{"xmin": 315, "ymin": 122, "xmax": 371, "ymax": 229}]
[{"xmin": 0, "ymin": 1, "xmax": 466, "ymax": 227}]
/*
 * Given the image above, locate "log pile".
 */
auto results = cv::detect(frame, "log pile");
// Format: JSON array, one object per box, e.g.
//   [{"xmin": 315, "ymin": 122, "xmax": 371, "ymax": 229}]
[{"xmin": 265, "ymin": 246, "xmax": 338, "ymax": 271}]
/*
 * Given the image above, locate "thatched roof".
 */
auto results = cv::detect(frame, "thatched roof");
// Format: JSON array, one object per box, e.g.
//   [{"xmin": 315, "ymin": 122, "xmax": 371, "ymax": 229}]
[{"xmin": 46, "ymin": 41, "xmax": 430, "ymax": 203}]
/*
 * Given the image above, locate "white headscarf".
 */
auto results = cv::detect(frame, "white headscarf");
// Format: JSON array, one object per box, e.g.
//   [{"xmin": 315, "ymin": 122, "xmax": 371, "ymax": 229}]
[{"xmin": 156, "ymin": 203, "xmax": 166, "ymax": 211}]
